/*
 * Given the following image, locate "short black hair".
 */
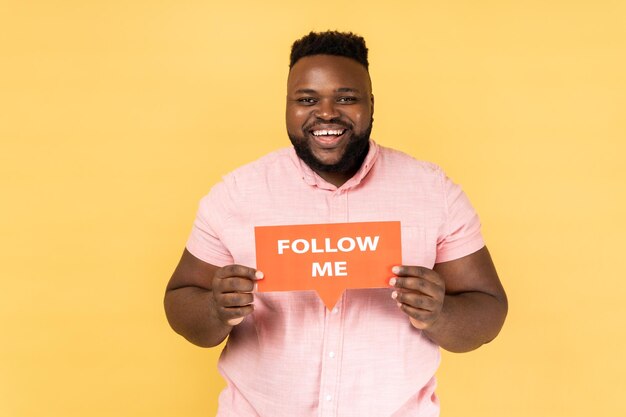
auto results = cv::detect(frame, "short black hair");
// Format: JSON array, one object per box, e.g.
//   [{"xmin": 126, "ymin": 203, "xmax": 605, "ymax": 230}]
[{"xmin": 289, "ymin": 31, "xmax": 369, "ymax": 70}]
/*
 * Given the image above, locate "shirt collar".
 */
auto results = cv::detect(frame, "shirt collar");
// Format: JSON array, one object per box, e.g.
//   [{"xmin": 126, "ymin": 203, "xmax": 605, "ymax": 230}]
[{"xmin": 290, "ymin": 140, "xmax": 380, "ymax": 191}]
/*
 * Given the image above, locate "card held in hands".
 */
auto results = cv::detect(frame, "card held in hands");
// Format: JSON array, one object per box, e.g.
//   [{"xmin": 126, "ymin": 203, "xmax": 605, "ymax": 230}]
[{"xmin": 254, "ymin": 221, "xmax": 401, "ymax": 309}]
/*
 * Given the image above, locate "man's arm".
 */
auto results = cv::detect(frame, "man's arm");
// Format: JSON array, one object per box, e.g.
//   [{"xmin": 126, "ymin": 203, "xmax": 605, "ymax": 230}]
[
  {"xmin": 390, "ymin": 246, "xmax": 507, "ymax": 353},
  {"xmin": 164, "ymin": 249, "xmax": 261, "ymax": 348}
]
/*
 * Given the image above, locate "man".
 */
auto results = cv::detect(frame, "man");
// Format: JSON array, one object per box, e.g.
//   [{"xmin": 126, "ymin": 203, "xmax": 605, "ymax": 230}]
[{"xmin": 165, "ymin": 31, "xmax": 507, "ymax": 416}]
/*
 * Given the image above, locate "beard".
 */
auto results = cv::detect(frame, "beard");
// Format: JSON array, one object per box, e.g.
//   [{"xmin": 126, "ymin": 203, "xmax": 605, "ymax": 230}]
[{"xmin": 288, "ymin": 118, "xmax": 373, "ymax": 175}]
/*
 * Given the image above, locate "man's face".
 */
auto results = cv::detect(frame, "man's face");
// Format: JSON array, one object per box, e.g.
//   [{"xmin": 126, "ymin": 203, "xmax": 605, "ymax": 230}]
[{"xmin": 286, "ymin": 55, "xmax": 374, "ymax": 178}]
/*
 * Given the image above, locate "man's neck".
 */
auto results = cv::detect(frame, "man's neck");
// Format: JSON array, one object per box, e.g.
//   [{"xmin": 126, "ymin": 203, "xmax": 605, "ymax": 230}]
[{"xmin": 315, "ymin": 167, "xmax": 360, "ymax": 188}]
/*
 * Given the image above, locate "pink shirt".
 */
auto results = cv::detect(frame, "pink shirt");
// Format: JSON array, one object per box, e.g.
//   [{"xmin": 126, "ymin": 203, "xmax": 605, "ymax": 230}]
[{"xmin": 187, "ymin": 142, "xmax": 484, "ymax": 417}]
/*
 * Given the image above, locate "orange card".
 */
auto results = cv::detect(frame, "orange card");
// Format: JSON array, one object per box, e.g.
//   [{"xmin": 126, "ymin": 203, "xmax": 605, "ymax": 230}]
[{"xmin": 255, "ymin": 221, "xmax": 401, "ymax": 309}]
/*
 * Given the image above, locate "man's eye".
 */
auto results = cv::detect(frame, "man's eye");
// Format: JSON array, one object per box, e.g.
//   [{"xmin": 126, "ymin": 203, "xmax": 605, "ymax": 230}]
[
  {"xmin": 338, "ymin": 97, "xmax": 357, "ymax": 103},
  {"xmin": 297, "ymin": 98, "xmax": 317, "ymax": 105}
]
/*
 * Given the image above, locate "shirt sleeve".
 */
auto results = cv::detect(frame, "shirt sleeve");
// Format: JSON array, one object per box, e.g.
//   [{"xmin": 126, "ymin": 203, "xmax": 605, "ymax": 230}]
[
  {"xmin": 435, "ymin": 171, "xmax": 485, "ymax": 263},
  {"xmin": 185, "ymin": 181, "xmax": 235, "ymax": 267}
]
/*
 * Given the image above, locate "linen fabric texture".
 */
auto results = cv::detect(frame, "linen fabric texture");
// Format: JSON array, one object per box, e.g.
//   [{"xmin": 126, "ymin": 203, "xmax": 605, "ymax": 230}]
[{"xmin": 186, "ymin": 141, "xmax": 485, "ymax": 417}]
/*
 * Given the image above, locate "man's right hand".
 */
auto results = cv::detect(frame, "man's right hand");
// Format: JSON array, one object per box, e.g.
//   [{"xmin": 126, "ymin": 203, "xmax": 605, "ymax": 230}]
[
  {"xmin": 212, "ymin": 265, "xmax": 264, "ymax": 326},
  {"xmin": 164, "ymin": 249, "xmax": 263, "ymax": 347}
]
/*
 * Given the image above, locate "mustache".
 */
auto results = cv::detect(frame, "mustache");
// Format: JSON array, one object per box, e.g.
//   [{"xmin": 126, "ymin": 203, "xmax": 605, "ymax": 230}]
[{"xmin": 303, "ymin": 118, "xmax": 352, "ymax": 131}]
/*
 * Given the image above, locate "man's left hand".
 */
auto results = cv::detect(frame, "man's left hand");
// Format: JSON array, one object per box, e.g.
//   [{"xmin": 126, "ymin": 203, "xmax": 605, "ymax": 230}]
[{"xmin": 390, "ymin": 265, "xmax": 445, "ymax": 330}]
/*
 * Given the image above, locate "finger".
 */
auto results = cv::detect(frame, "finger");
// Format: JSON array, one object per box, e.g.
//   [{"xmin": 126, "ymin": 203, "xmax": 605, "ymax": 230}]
[
  {"xmin": 216, "ymin": 264, "xmax": 264, "ymax": 281},
  {"xmin": 218, "ymin": 292, "xmax": 254, "ymax": 308},
  {"xmin": 398, "ymin": 303, "xmax": 438, "ymax": 329},
  {"xmin": 390, "ymin": 275, "xmax": 439, "ymax": 292},
  {"xmin": 227, "ymin": 317, "xmax": 245, "ymax": 326},
  {"xmin": 216, "ymin": 277, "xmax": 256, "ymax": 294},
  {"xmin": 409, "ymin": 316, "xmax": 429, "ymax": 330},
  {"xmin": 389, "ymin": 277, "xmax": 444, "ymax": 300},
  {"xmin": 218, "ymin": 305, "xmax": 254, "ymax": 325},
  {"xmin": 392, "ymin": 290, "xmax": 439, "ymax": 312},
  {"xmin": 392, "ymin": 265, "xmax": 440, "ymax": 283}
]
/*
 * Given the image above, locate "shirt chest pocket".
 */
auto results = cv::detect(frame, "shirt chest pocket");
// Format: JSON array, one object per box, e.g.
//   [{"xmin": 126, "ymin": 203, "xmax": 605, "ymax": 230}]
[{"xmin": 400, "ymin": 225, "xmax": 437, "ymax": 268}]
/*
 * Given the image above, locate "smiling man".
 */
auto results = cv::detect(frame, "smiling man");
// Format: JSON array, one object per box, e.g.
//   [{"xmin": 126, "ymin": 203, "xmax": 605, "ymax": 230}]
[
  {"xmin": 286, "ymin": 53, "xmax": 373, "ymax": 186},
  {"xmin": 165, "ymin": 31, "xmax": 507, "ymax": 417}
]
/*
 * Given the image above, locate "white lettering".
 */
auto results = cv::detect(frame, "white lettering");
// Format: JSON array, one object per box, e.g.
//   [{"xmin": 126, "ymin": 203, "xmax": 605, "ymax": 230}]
[
  {"xmin": 276, "ymin": 236, "xmax": 380, "ymax": 255},
  {"xmin": 334, "ymin": 261, "xmax": 347, "ymax": 276},
  {"xmin": 277, "ymin": 240, "xmax": 290, "ymax": 255},
  {"xmin": 312, "ymin": 261, "xmax": 333, "ymax": 277},
  {"xmin": 292, "ymin": 239, "xmax": 309, "ymax": 254},
  {"xmin": 311, "ymin": 238, "xmax": 324, "ymax": 253},
  {"xmin": 356, "ymin": 235, "xmax": 379, "ymax": 251},
  {"xmin": 312, "ymin": 261, "xmax": 348, "ymax": 277},
  {"xmin": 324, "ymin": 238, "xmax": 338, "ymax": 253},
  {"xmin": 337, "ymin": 237, "xmax": 356, "ymax": 252}
]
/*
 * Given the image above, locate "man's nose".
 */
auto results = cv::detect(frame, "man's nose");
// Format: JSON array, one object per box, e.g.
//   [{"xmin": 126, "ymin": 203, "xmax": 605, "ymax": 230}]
[{"xmin": 315, "ymin": 99, "xmax": 339, "ymax": 120}]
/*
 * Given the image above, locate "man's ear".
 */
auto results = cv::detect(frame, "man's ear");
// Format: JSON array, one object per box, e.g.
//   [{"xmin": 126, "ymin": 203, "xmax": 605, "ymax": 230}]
[{"xmin": 370, "ymin": 94, "xmax": 375, "ymax": 116}]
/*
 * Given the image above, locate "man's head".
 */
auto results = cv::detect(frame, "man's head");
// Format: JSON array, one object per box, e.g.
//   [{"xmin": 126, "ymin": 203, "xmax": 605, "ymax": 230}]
[{"xmin": 286, "ymin": 31, "xmax": 374, "ymax": 186}]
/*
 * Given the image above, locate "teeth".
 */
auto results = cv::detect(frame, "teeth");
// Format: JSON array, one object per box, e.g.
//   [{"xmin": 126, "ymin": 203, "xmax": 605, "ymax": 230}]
[{"xmin": 312, "ymin": 129, "xmax": 344, "ymax": 136}]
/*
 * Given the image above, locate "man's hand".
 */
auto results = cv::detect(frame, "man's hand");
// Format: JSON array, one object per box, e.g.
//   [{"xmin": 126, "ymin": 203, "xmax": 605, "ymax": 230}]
[
  {"xmin": 390, "ymin": 265, "xmax": 445, "ymax": 330},
  {"xmin": 165, "ymin": 249, "xmax": 265, "ymax": 347},
  {"xmin": 212, "ymin": 265, "xmax": 264, "ymax": 326},
  {"xmin": 387, "ymin": 247, "xmax": 507, "ymax": 352}
]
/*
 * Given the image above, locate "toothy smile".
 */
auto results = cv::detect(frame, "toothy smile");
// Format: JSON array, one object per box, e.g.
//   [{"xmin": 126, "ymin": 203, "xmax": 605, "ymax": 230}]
[{"xmin": 311, "ymin": 129, "xmax": 346, "ymax": 136}]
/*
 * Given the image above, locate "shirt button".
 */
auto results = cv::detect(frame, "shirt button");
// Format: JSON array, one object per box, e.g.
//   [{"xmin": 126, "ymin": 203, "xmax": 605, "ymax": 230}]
[
  {"xmin": 325, "ymin": 394, "xmax": 332, "ymax": 402},
  {"xmin": 332, "ymin": 308, "xmax": 339, "ymax": 314},
  {"xmin": 329, "ymin": 351, "xmax": 336, "ymax": 358}
]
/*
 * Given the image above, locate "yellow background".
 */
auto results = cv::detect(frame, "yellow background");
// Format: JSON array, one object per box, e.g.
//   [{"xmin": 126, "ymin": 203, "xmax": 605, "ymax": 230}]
[{"xmin": 1, "ymin": 1, "xmax": 625, "ymax": 416}]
